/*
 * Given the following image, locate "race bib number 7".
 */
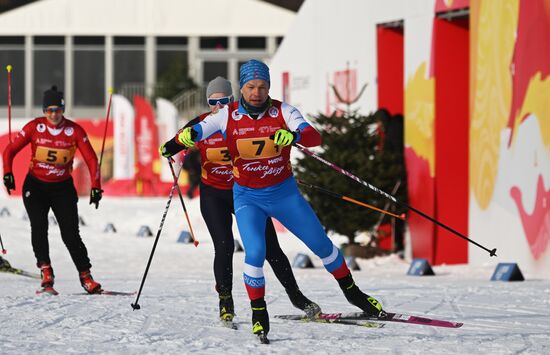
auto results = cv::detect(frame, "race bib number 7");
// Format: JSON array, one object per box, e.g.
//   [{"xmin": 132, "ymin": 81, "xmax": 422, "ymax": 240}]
[
  {"xmin": 235, "ymin": 138, "xmax": 281, "ymax": 160},
  {"xmin": 35, "ymin": 146, "xmax": 75, "ymax": 165}
]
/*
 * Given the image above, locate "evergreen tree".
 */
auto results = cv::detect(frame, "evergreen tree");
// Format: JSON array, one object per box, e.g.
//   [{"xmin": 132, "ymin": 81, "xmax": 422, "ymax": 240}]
[
  {"xmin": 295, "ymin": 110, "xmax": 407, "ymax": 245},
  {"xmin": 154, "ymin": 58, "xmax": 196, "ymax": 100}
]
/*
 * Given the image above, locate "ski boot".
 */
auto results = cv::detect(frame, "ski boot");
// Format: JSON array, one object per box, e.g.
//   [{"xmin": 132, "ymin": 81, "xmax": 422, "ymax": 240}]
[
  {"xmin": 338, "ymin": 274, "xmax": 385, "ymax": 317},
  {"xmin": 219, "ymin": 293, "xmax": 235, "ymax": 322},
  {"xmin": 79, "ymin": 269, "xmax": 102, "ymax": 294},
  {"xmin": 36, "ymin": 263, "xmax": 58, "ymax": 295},
  {"xmin": 286, "ymin": 288, "xmax": 322, "ymax": 319},
  {"xmin": 40, "ymin": 263, "xmax": 55, "ymax": 288},
  {"xmin": 251, "ymin": 298, "xmax": 270, "ymax": 340}
]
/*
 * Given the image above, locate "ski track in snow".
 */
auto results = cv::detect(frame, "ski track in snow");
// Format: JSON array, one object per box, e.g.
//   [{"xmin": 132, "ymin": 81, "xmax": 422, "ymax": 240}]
[{"xmin": 1, "ymin": 197, "xmax": 550, "ymax": 354}]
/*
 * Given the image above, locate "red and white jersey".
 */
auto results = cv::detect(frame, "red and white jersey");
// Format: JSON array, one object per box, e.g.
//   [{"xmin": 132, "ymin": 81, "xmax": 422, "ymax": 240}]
[
  {"xmin": 194, "ymin": 99, "xmax": 321, "ymax": 189},
  {"xmin": 193, "ymin": 112, "xmax": 233, "ymax": 190},
  {"xmin": 3, "ymin": 117, "xmax": 101, "ymax": 188}
]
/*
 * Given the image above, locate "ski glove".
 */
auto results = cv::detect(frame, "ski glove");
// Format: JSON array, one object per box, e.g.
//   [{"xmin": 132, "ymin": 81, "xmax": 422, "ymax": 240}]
[
  {"xmin": 90, "ymin": 188, "xmax": 103, "ymax": 209},
  {"xmin": 3, "ymin": 173, "xmax": 15, "ymax": 195},
  {"xmin": 159, "ymin": 143, "xmax": 172, "ymax": 158},
  {"xmin": 273, "ymin": 129, "xmax": 298, "ymax": 147},
  {"xmin": 177, "ymin": 127, "xmax": 196, "ymax": 148}
]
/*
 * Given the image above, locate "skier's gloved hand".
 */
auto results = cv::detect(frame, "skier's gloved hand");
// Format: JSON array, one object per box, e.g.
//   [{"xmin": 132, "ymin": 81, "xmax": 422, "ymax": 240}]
[
  {"xmin": 273, "ymin": 129, "xmax": 298, "ymax": 147},
  {"xmin": 3, "ymin": 173, "xmax": 15, "ymax": 195},
  {"xmin": 89, "ymin": 188, "xmax": 103, "ymax": 209},
  {"xmin": 159, "ymin": 143, "xmax": 172, "ymax": 158},
  {"xmin": 177, "ymin": 127, "xmax": 197, "ymax": 148}
]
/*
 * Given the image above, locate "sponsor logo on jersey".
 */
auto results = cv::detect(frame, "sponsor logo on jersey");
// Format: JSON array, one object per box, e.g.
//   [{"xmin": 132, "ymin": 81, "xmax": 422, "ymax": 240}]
[
  {"xmin": 210, "ymin": 166, "xmax": 233, "ymax": 176},
  {"xmin": 232, "ymin": 127, "xmax": 256, "ymax": 136},
  {"xmin": 205, "ymin": 137, "xmax": 224, "ymax": 145},
  {"xmin": 37, "ymin": 123, "xmax": 46, "ymax": 133},
  {"xmin": 54, "ymin": 140, "xmax": 71, "ymax": 147},
  {"xmin": 241, "ymin": 161, "xmax": 286, "ymax": 179},
  {"xmin": 258, "ymin": 126, "xmax": 273, "ymax": 134},
  {"xmin": 268, "ymin": 106, "xmax": 279, "ymax": 118},
  {"xmin": 231, "ymin": 110, "xmax": 242, "ymax": 121},
  {"xmin": 37, "ymin": 138, "xmax": 53, "ymax": 145},
  {"xmin": 64, "ymin": 127, "xmax": 74, "ymax": 136}
]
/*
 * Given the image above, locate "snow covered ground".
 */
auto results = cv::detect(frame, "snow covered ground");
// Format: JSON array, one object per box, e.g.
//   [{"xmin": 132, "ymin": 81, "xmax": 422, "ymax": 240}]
[{"xmin": 1, "ymin": 195, "xmax": 549, "ymax": 354}]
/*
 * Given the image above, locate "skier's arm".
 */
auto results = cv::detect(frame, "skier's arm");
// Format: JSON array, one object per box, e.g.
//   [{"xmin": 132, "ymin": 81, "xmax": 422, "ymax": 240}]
[
  {"xmin": 191, "ymin": 106, "xmax": 228, "ymax": 142},
  {"xmin": 281, "ymin": 102, "xmax": 321, "ymax": 147},
  {"xmin": 160, "ymin": 116, "xmax": 201, "ymax": 157},
  {"xmin": 177, "ymin": 108, "xmax": 227, "ymax": 147},
  {"xmin": 2, "ymin": 122, "xmax": 34, "ymax": 175}
]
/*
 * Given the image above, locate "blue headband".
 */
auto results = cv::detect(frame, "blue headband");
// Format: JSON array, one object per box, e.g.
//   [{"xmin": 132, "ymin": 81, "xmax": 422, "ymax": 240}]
[{"xmin": 239, "ymin": 59, "xmax": 270, "ymax": 88}]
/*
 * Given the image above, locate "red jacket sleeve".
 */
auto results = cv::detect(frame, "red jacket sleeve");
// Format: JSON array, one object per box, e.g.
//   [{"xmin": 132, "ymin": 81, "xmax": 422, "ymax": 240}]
[
  {"xmin": 296, "ymin": 125, "xmax": 322, "ymax": 147},
  {"xmin": 75, "ymin": 124, "xmax": 101, "ymax": 189},
  {"xmin": 2, "ymin": 121, "xmax": 34, "ymax": 175}
]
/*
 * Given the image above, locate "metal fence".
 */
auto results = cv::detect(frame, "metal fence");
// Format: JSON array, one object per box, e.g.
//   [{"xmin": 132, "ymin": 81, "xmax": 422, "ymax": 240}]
[{"xmin": 117, "ymin": 83, "xmax": 207, "ymax": 120}]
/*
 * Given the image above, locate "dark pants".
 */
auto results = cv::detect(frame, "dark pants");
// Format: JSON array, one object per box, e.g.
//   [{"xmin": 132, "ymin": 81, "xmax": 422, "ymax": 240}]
[
  {"xmin": 199, "ymin": 183, "xmax": 299, "ymax": 295},
  {"xmin": 22, "ymin": 174, "xmax": 91, "ymax": 272}
]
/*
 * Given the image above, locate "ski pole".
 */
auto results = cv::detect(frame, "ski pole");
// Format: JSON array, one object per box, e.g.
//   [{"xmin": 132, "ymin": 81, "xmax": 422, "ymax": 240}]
[
  {"xmin": 369, "ymin": 180, "xmax": 402, "ymax": 247},
  {"xmin": 374, "ymin": 180, "xmax": 402, "ymax": 229},
  {"xmin": 167, "ymin": 157, "xmax": 199, "ymax": 247},
  {"xmin": 131, "ymin": 169, "xmax": 181, "ymax": 310},
  {"xmin": 0, "ymin": 232, "xmax": 7, "ymax": 254},
  {"xmin": 98, "ymin": 87, "xmax": 113, "ymax": 171},
  {"xmin": 6, "ymin": 65, "xmax": 13, "ymax": 143},
  {"xmin": 296, "ymin": 179, "xmax": 405, "ymax": 220},
  {"xmin": 295, "ymin": 143, "xmax": 497, "ymax": 257}
]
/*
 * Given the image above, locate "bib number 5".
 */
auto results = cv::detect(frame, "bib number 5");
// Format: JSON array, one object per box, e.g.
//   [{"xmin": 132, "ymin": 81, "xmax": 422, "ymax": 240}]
[{"xmin": 35, "ymin": 147, "xmax": 75, "ymax": 165}]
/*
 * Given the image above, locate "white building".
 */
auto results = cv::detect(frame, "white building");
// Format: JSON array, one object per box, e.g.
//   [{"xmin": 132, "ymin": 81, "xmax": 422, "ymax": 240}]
[{"xmin": 0, "ymin": 0, "xmax": 295, "ymax": 118}]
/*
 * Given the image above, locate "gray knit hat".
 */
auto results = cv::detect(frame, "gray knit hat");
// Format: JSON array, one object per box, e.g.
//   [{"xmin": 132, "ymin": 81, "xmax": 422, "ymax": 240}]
[{"xmin": 206, "ymin": 76, "xmax": 233, "ymax": 99}]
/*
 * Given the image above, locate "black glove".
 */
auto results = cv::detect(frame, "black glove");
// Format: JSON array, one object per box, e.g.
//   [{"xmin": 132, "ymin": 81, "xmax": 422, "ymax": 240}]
[
  {"xmin": 90, "ymin": 188, "xmax": 103, "ymax": 209},
  {"xmin": 159, "ymin": 138, "xmax": 187, "ymax": 158},
  {"xmin": 3, "ymin": 173, "xmax": 15, "ymax": 195}
]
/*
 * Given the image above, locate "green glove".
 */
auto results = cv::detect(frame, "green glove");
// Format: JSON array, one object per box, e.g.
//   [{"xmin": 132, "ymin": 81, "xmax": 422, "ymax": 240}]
[
  {"xmin": 177, "ymin": 127, "xmax": 196, "ymax": 148},
  {"xmin": 273, "ymin": 129, "xmax": 297, "ymax": 147},
  {"xmin": 159, "ymin": 143, "xmax": 171, "ymax": 158}
]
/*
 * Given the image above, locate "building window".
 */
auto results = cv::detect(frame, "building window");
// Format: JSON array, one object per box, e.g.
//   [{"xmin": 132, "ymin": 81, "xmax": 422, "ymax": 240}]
[
  {"xmin": 33, "ymin": 37, "xmax": 65, "ymax": 106},
  {"xmin": 156, "ymin": 37, "xmax": 190, "ymax": 98},
  {"xmin": 0, "ymin": 36, "xmax": 25, "ymax": 106},
  {"xmin": 156, "ymin": 37, "xmax": 188, "ymax": 46},
  {"xmin": 203, "ymin": 61, "xmax": 228, "ymax": 84},
  {"xmin": 34, "ymin": 36, "xmax": 64, "ymax": 45},
  {"xmin": 73, "ymin": 37, "xmax": 105, "ymax": 106},
  {"xmin": 237, "ymin": 37, "xmax": 266, "ymax": 50},
  {"xmin": 200, "ymin": 37, "xmax": 228, "ymax": 50},
  {"xmin": 114, "ymin": 36, "xmax": 145, "ymax": 95}
]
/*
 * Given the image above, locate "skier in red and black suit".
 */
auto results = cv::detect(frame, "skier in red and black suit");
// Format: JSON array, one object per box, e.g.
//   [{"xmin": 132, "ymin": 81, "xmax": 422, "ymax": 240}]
[
  {"xmin": 160, "ymin": 77, "xmax": 321, "ymax": 323},
  {"xmin": 2, "ymin": 86, "xmax": 103, "ymax": 294}
]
